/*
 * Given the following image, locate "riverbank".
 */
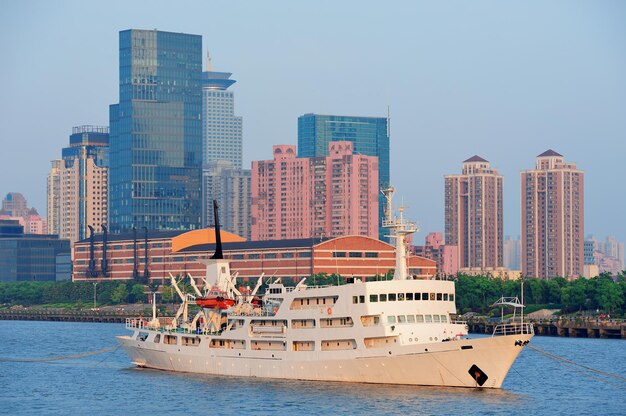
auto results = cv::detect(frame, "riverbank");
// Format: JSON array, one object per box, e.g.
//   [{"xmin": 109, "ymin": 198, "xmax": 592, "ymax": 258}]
[{"xmin": 0, "ymin": 304, "xmax": 158, "ymax": 323}]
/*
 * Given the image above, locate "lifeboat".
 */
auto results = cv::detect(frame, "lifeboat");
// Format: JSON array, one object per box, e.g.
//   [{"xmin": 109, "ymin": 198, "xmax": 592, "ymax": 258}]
[{"xmin": 195, "ymin": 295, "xmax": 236, "ymax": 310}]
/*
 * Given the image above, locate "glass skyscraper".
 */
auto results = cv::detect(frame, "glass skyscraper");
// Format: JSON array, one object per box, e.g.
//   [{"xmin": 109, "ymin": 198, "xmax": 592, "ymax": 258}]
[
  {"xmin": 200, "ymin": 59, "xmax": 247, "ymax": 233},
  {"xmin": 202, "ymin": 63, "xmax": 242, "ymax": 168},
  {"xmin": 109, "ymin": 29, "xmax": 202, "ymax": 232},
  {"xmin": 297, "ymin": 114, "xmax": 390, "ymax": 240}
]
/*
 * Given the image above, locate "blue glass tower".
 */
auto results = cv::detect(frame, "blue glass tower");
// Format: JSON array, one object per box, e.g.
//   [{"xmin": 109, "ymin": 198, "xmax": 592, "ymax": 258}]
[
  {"xmin": 297, "ymin": 114, "xmax": 390, "ymax": 241},
  {"xmin": 109, "ymin": 29, "xmax": 203, "ymax": 232}
]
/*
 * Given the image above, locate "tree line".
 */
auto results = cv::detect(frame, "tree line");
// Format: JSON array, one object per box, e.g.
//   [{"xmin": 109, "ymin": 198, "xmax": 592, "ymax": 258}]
[
  {"xmin": 455, "ymin": 272, "xmax": 626, "ymax": 316},
  {"xmin": 0, "ymin": 272, "xmax": 624, "ymax": 317},
  {"xmin": 0, "ymin": 280, "xmax": 148, "ymax": 307}
]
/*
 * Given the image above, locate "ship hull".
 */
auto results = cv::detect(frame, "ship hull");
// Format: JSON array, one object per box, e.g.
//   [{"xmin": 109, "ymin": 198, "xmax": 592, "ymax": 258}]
[{"xmin": 117, "ymin": 333, "xmax": 531, "ymax": 388}]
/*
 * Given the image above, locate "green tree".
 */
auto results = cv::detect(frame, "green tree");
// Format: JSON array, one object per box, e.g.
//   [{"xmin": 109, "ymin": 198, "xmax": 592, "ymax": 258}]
[
  {"xmin": 128, "ymin": 284, "xmax": 146, "ymax": 303},
  {"xmin": 110, "ymin": 283, "xmax": 129, "ymax": 304},
  {"xmin": 595, "ymin": 275, "xmax": 623, "ymax": 314},
  {"xmin": 545, "ymin": 279, "xmax": 562, "ymax": 304},
  {"xmin": 160, "ymin": 284, "xmax": 174, "ymax": 303}
]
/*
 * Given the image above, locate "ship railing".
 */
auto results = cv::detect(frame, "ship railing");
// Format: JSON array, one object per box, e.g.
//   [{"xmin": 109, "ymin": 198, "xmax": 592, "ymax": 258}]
[
  {"xmin": 284, "ymin": 284, "xmax": 332, "ymax": 292},
  {"xmin": 451, "ymin": 320, "xmax": 467, "ymax": 325},
  {"xmin": 492, "ymin": 322, "xmax": 534, "ymax": 337},
  {"xmin": 125, "ymin": 317, "xmax": 174, "ymax": 330},
  {"xmin": 125, "ymin": 317, "xmax": 149, "ymax": 329}
]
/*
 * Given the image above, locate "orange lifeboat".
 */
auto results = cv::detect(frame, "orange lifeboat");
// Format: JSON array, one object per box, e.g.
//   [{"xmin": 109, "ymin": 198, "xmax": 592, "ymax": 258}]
[{"xmin": 195, "ymin": 295, "xmax": 236, "ymax": 310}]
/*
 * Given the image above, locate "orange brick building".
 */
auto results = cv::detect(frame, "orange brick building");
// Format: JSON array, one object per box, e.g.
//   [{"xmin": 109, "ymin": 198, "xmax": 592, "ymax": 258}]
[{"xmin": 73, "ymin": 230, "xmax": 436, "ymax": 283}]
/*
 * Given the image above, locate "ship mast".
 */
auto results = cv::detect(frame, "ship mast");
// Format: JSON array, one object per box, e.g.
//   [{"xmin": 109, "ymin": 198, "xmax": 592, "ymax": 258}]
[{"xmin": 381, "ymin": 187, "xmax": 418, "ymax": 280}]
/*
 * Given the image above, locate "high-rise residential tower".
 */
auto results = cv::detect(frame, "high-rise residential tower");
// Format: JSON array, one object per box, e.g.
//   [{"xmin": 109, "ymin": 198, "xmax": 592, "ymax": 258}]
[
  {"xmin": 445, "ymin": 156, "xmax": 503, "ymax": 270},
  {"xmin": 503, "ymin": 235, "xmax": 521, "ymax": 271},
  {"xmin": 52, "ymin": 126, "xmax": 109, "ymax": 242},
  {"xmin": 109, "ymin": 29, "xmax": 203, "ymax": 232},
  {"xmin": 47, "ymin": 160, "xmax": 63, "ymax": 235},
  {"xmin": 297, "ymin": 114, "xmax": 389, "ymax": 240},
  {"xmin": 521, "ymin": 150, "xmax": 584, "ymax": 278},
  {"xmin": 202, "ymin": 160, "xmax": 251, "ymax": 240},
  {"xmin": 252, "ymin": 142, "xmax": 379, "ymax": 241}
]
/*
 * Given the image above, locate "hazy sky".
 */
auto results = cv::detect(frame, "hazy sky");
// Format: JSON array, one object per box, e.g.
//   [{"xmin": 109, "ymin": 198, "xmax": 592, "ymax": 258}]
[{"xmin": 1, "ymin": 1, "xmax": 625, "ymax": 243}]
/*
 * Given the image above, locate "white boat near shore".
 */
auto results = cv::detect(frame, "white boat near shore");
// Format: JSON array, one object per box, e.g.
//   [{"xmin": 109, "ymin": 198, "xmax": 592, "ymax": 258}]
[{"xmin": 118, "ymin": 193, "xmax": 533, "ymax": 388}]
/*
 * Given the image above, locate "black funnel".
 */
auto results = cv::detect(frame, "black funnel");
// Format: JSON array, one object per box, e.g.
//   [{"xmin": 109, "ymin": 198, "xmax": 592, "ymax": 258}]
[{"xmin": 211, "ymin": 200, "xmax": 223, "ymax": 259}]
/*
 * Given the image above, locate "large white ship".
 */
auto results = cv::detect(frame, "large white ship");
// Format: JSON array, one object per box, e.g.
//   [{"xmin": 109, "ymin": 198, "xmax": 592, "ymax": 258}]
[{"xmin": 118, "ymin": 193, "xmax": 533, "ymax": 388}]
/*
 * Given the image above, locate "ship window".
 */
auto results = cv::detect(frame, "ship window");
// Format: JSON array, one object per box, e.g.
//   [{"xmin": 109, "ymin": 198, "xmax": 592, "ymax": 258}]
[
  {"xmin": 397, "ymin": 293, "xmax": 405, "ymax": 301},
  {"xmin": 370, "ymin": 294, "xmax": 378, "ymax": 302},
  {"xmin": 437, "ymin": 293, "xmax": 442, "ymax": 301},
  {"xmin": 388, "ymin": 293, "xmax": 396, "ymax": 301},
  {"xmin": 407, "ymin": 315, "xmax": 416, "ymax": 323},
  {"xmin": 359, "ymin": 295, "xmax": 365, "ymax": 303},
  {"xmin": 449, "ymin": 294, "xmax": 455, "ymax": 302},
  {"xmin": 422, "ymin": 292, "xmax": 429, "ymax": 300},
  {"xmin": 398, "ymin": 315, "xmax": 406, "ymax": 323},
  {"xmin": 406, "ymin": 293, "xmax": 413, "ymax": 301},
  {"xmin": 425, "ymin": 315, "xmax": 433, "ymax": 323},
  {"xmin": 441, "ymin": 315, "xmax": 448, "ymax": 323},
  {"xmin": 443, "ymin": 293, "xmax": 449, "ymax": 301},
  {"xmin": 387, "ymin": 316, "xmax": 396, "ymax": 324},
  {"xmin": 416, "ymin": 315, "xmax": 424, "ymax": 323},
  {"xmin": 353, "ymin": 296, "xmax": 358, "ymax": 304},
  {"xmin": 433, "ymin": 315, "xmax": 441, "ymax": 323},
  {"xmin": 380, "ymin": 294, "xmax": 387, "ymax": 302},
  {"xmin": 430, "ymin": 293, "xmax": 436, "ymax": 301}
]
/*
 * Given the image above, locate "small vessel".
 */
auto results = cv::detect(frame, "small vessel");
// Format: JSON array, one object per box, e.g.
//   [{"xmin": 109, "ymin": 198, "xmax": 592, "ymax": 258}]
[
  {"xmin": 195, "ymin": 294, "xmax": 236, "ymax": 310},
  {"xmin": 118, "ymin": 194, "xmax": 533, "ymax": 388}
]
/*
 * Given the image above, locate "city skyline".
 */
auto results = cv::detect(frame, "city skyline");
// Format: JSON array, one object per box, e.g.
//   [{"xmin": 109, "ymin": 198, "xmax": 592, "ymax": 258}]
[{"xmin": 1, "ymin": 1, "xmax": 625, "ymax": 243}]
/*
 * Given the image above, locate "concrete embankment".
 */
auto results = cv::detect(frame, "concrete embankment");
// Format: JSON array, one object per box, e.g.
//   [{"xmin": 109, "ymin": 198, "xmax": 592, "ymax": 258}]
[
  {"xmin": 0, "ymin": 308, "xmax": 146, "ymax": 323},
  {"xmin": 467, "ymin": 318, "xmax": 626, "ymax": 339}
]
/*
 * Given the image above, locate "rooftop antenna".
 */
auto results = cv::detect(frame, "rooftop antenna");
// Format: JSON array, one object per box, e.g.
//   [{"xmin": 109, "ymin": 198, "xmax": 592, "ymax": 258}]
[{"xmin": 206, "ymin": 50, "xmax": 213, "ymax": 72}]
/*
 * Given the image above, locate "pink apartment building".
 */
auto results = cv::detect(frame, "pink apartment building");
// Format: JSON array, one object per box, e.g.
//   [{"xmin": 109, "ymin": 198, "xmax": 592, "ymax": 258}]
[
  {"xmin": 445, "ymin": 156, "xmax": 503, "ymax": 270},
  {"xmin": 251, "ymin": 142, "xmax": 379, "ymax": 241},
  {"xmin": 0, "ymin": 193, "xmax": 48, "ymax": 235},
  {"xmin": 413, "ymin": 232, "xmax": 459, "ymax": 275},
  {"xmin": 521, "ymin": 150, "xmax": 584, "ymax": 278}
]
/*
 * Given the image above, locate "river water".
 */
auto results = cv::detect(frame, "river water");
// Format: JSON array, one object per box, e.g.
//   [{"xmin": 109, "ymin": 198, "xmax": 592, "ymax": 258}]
[{"xmin": 0, "ymin": 320, "xmax": 624, "ymax": 415}]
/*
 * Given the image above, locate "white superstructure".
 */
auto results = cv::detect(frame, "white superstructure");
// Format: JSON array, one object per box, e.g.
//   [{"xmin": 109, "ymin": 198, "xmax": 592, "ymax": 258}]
[{"xmin": 118, "ymin": 195, "xmax": 533, "ymax": 388}]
